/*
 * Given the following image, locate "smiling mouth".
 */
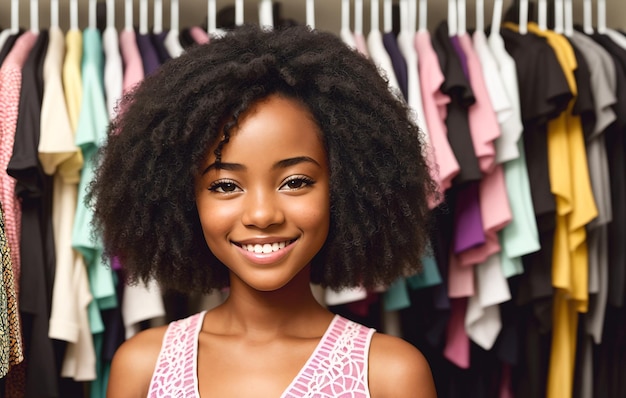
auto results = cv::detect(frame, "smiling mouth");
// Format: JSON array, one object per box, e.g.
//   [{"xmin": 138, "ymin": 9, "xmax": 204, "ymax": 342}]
[{"xmin": 234, "ymin": 240, "xmax": 296, "ymax": 254}]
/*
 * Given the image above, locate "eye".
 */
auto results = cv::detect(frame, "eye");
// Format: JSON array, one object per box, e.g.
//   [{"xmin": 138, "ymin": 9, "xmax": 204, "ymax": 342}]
[
  {"xmin": 280, "ymin": 176, "xmax": 315, "ymax": 191},
  {"xmin": 208, "ymin": 179, "xmax": 242, "ymax": 194}
]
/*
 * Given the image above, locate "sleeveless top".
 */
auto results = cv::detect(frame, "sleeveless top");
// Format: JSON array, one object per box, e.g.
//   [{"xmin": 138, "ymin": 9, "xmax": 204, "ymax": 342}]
[{"xmin": 147, "ymin": 312, "xmax": 376, "ymax": 397}]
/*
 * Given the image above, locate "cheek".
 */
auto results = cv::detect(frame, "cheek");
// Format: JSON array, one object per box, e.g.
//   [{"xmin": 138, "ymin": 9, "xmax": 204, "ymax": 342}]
[{"xmin": 197, "ymin": 200, "xmax": 240, "ymax": 242}]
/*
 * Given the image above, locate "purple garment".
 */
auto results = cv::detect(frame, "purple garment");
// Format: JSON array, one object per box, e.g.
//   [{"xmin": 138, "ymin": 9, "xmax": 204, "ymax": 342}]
[
  {"xmin": 453, "ymin": 182, "xmax": 485, "ymax": 252},
  {"xmin": 136, "ymin": 32, "xmax": 161, "ymax": 76},
  {"xmin": 150, "ymin": 31, "xmax": 172, "ymax": 65},
  {"xmin": 382, "ymin": 32, "xmax": 408, "ymax": 101}
]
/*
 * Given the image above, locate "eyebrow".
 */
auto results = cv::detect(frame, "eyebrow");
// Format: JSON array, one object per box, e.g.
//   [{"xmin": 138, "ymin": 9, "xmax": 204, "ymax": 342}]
[{"xmin": 202, "ymin": 156, "xmax": 321, "ymax": 175}]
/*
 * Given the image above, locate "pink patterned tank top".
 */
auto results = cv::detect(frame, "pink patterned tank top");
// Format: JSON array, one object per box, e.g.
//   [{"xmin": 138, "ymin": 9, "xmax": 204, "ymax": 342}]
[{"xmin": 147, "ymin": 312, "xmax": 376, "ymax": 397}]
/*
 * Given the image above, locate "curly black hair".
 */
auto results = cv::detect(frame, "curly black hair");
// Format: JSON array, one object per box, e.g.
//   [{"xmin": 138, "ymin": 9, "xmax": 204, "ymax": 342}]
[{"xmin": 89, "ymin": 24, "xmax": 436, "ymax": 294}]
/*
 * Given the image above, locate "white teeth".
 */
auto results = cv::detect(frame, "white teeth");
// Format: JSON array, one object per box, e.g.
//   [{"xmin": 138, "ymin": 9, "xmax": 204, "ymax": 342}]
[{"xmin": 243, "ymin": 241, "xmax": 290, "ymax": 254}]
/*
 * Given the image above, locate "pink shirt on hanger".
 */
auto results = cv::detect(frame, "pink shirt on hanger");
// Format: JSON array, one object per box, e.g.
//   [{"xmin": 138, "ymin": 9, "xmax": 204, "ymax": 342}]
[
  {"xmin": 414, "ymin": 30, "xmax": 460, "ymax": 193},
  {"xmin": 0, "ymin": 31, "xmax": 38, "ymax": 293},
  {"xmin": 119, "ymin": 29, "xmax": 145, "ymax": 94},
  {"xmin": 190, "ymin": 26, "xmax": 210, "ymax": 45}
]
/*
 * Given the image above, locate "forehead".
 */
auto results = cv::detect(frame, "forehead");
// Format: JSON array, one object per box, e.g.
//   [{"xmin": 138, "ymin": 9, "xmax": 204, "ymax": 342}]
[{"xmin": 209, "ymin": 95, "xmax": 326, "ymax": 165}]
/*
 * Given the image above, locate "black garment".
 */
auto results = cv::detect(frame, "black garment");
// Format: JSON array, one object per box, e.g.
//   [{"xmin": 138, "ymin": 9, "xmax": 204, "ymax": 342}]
[
  {"xmin": 432, "ymin": 21, "xmax": 481, "ymax": 184},
  {"xmin": 179, "ymin": 28, "xmax": 197, "ymax": 50},
  {"xmin": 569, "ymin": 40, "xmax": 596, "ymax": 139},
  {"xmin": 6, "ymin": 31, "xmax": 59, "ymax": 398},
  {"xmin": 589, "ymin": 33, "xmax": 626, "ymax": 309}
]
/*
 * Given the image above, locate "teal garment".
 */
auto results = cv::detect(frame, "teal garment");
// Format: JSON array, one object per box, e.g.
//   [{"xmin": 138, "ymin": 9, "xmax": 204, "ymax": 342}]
[
  {"xmin": 406, "ymin": 254, "xmax": 443, "ymax": 290},
  {"xmin": 383, "ymin": 278, "xmax": 411, "ymax": 311},
  {"xmin": 71, "ymin": 29, "xmax": 117, "ymax": 398},
  {"xmin": 499, "ymin": 240, "xmax": 524, "ymax": 278},
  {"xmin": 500, "ymin": 141, "xmax": 541, "ymax": 262},
  {"xmin": 71, "ymin": 27, "xmax": 117, "ymax": 322}
]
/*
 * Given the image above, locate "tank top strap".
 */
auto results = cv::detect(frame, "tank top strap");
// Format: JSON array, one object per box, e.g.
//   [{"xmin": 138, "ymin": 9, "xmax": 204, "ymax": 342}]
[{"xmin": 147, "ymin": 311, "xmax": 206, "ymax": 397}]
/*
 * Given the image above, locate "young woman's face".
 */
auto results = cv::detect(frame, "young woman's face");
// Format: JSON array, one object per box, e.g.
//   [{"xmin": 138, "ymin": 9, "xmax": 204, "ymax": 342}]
[{"xmin": 195, "ymin": 95, "xmax": 330, "ymax": 292}]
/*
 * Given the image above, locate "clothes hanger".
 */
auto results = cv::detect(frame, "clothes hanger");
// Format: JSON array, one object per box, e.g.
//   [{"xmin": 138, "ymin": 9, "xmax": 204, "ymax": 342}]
[
  {"xmin": 235, "ymin": 0, "xmax": 244, "ymax": 26},
  {"xmin": 207, "ymin": 0, "xmax": 216, "ymax": 35},
  {"xmin": 490, "ymin": 0, "xmax": 503, "ymax": 36},
  {"xmin": 475, "ymin": 0, "xmax": 484, "ymax": 33},
  {"xmin": 153, "ymin": 0, "xmax": 163, "ymax": 34},
  {"xmin": 538, "ymin": 0, "xmax": 547, "ymax": 31},
  {"xmin": 399, "ymin": 0, "xmax": 408, "ymax": 33},
  {"xmin": 583, "ymin": 0, "xmax": 593, "ymax": 34},
  {"xmin": 306, "ymin": 0, "xmax": 315, "ymax": 29},
  {"xmin": 50, "ymin": 0, "xmax": 59, "ymax": 28},
  {"xmin": 383, "ymin": 0, "xmax": 392, "ymax": 34},
  {"xmin": 125, "ymin": 0, "xmax": 133, "ymax": 31},
  {"xmin": 370, "ymin": 0, "xmax": 380, "ymax": 33},
  {"xmin": 448, "ymin": 0, "xmax": 458, "ymax": 37},
  {"xmin": 457, "ymin": 0, "xmax": 466, "ymax": 35},
  {"xmin": 259, "ymin": 0, "xmax": 274, "ymax": 29},
  {"xmin": 341, "ymin": 0, "xmax": 350, "ymax": 34},
  {"xmin": 418, "ymin": 0, "xmax": 427, "ymax": 32},
  {"xmin": 519, "ymin": 0, "xmax": 528, "ymax": 34},
  {"xmin": 89, "ymin": 0, "xmax": 97, "ymax": 30},
  {"xmin": 10, "ymin": 0, "xmax": 18, "ymax": 33},
  {"xmin": 563, "ymin": 0, "xmax": 573, "ymax": 37},
  {"xmin": 171, "ymin": 0, "xmax": 179, "ymax": 33},
  {"xmin": 553, "ymin": 0, "xmax": 564, "ymax": 34},
  {"xmin": 408, "ymin": 0, "xmax": 417, "ymax": 33},
  {"xmin": 30, "ymin": 0, "xmax": 38, "ymax": 33},
  {"xmin": 106, "ymin": 0, "xmax": 115, "ymax": 29},
  {"xmin": 355, "ymin": 0, "xmax": 364, "ymax": 35},
  {"xmin": 70, "ymin": 0, "xmax": 78, "ymax": 31},
  {"xmin": 597, "ymin": 0, "xmax": 606, "ymax": 34},
  {"xmin": 139, "ymin": 0, "xmax": 148, "ymax": 35}
]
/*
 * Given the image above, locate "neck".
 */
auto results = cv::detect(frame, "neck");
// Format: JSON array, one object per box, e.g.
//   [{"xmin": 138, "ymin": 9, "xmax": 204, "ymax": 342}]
[{"xmin": 214, "ymin": 266, "xmax": 332, "ymax": 338}]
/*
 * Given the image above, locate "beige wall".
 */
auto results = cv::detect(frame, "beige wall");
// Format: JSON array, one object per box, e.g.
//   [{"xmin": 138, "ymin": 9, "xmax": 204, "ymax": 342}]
[{"xmin": 0, "ymin": 1, "xmax": 624, "ymax": 34}]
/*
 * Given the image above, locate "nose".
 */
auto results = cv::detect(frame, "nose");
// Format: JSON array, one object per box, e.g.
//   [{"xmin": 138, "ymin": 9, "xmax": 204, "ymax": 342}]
[{"xmin": 241, "ymin": 188, "xmax": 285, "ymax": 229}]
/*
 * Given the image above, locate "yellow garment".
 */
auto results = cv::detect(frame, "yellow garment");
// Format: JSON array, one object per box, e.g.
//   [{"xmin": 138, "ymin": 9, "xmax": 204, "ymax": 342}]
[
  {"xmin": 504, "ymin": 22, "xmax": 598, "ymax": 398},
  {"xmin": 61, "ymin": 29, "xmax": 84, "ymax": 184}
]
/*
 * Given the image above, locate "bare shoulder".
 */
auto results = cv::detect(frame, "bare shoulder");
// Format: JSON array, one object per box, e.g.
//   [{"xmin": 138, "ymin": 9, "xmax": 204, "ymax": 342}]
[
  {"xmin": 106, "ymin": 325, "xmax": 169, "ymax": 398},
  {"xmin": 368, "ymin": 333, "xmax": 437, "ymax": 398}
]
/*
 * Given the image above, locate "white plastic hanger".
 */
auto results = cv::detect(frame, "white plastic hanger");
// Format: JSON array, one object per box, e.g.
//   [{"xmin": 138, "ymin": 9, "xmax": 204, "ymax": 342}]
[
  {"xmin": 597, "ymin": 0, "xmax": 606, "ymax": 34},
  {"xmin": 583, "ymin": 0, "xmax": 593, "ymax": 34},
  {"xmin": 207, "ymin": 0, "xmax": 216, "ymax": 35},
  {"xmin": 383, "ymin": 0, "xmax": 392, "ymax": 33},
  {"xmin": 457, "ymin": 0, "xmax": 466, "ymax": 35},
  {"xmin": 371, "ymin": 0, "xmax": 380, "ymax": 33},
  {"xmin": 70, "ymin": 0, "xmax": 78, "ymax": 31},
  {"xmin": 519, "ymin": 0, "xmax": 528, "ymax": 34},
  {"xmin": 139, "ymin": 0, "xmax": 148, "ymax": 35},
  {"xmin": 538, "ymin": 0, "xmax": 547, "ymax": 31},
  {"xmin": 89, "ymin": 0, "xmax": 97, "ymax": 30},
  {"xmin": 306, "ymin": 0, "xmax": 315, "ymax": 29},
  {"xmin": 418, "ymin": 0, "xmax": 427, "ymax": 32},
  {"xmin": 30, "ymin": 0, "xmax": 38, "ymax": 33},
  {"xmin": 355, "ymin": 0, "xmax": 364, "ymax": 35},
  {"xmin": 235, "ymin": 0, "xmax": 244, "ymax": 26},
  {"xmin": 448, "ymin": 0, "xmax": 458, "ymax": 37},
  {"xmin": 399, "ymin": 0, "xmax": 408, "ymax": 33},
  {"xmin": 408, "ymin": 0, "xmax": 416, "ymax": 33},
  {"xmin": 490, "ymin": 0, "xmax": 502, "ymax": 36},
  {"xmin": 106, "ymin": 0, "xmax": 115, "ymax": 29},
  {"xmin": 259, "ymin": 0, "xmax": 274, "ymax": 29},
  {"xmin": 341, "ymin": 0, "xmax": 350, "ymax": 33},
  {"xmin": 475, "ymin": 0, "xmax": 484, "ymax": 33},
  {"xmin": 153, "ymin": 0, "xmax": 163, "ymax": 34},
  {"xmin": 125, "ymin": 0, "xmax": 133, "ymax": 31},
  {"xmin": 171, "ymin": 0, "xmax": 179, "ymax": 33},
  {"xmin": 563, "ymin": 0, "xmax": 573, "ymax": 37},
  {"xmin": 50, "ymin": 0, "xmax": 59, "ymax": 28},
  {"xmin": 553, "ymin": 0, "xmax": 564, "ymax": 34}
]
